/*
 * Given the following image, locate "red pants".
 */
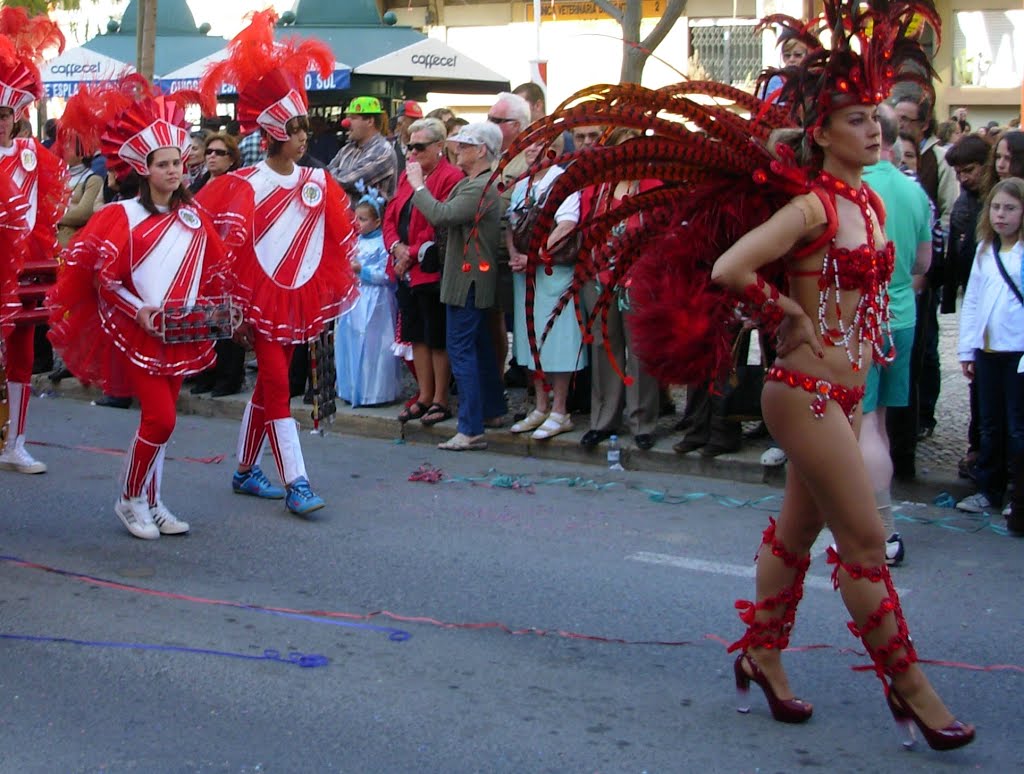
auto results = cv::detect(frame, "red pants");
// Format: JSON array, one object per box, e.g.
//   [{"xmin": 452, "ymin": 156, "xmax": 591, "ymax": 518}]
[
  {"xmin": 252, "ymin": 338, "xmax": 295, "ymax": 421},
  {"xmin": 3, "ymin": 325, "xmax": 34, "ymax": 383},
  {"xmin": 121, "ymin": 360, "xmax": 183, "ymax": 499}
]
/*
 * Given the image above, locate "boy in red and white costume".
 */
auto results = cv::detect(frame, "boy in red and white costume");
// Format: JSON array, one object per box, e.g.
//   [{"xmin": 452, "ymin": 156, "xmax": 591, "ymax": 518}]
[
  {"xmin": 0, "ymin": 9, "xmax": 69, "ymax": 475},
  {"xmin": 48, "ymin": 77, "xmax": 234, "ymax": 539},
  {"xmin": 196, "ymin": 11, "xmax": 357, "ymax": 516}
]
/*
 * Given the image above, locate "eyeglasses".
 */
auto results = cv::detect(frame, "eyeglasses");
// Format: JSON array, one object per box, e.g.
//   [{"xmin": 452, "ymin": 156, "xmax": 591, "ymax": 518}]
[
  {"xmin": 205, "ymin": 148, "xmax": 230, "ymax": 157},
  {"xmin": 405, "ymin": 141, "xmax": 436, "ymax": 153},
  {"xmin": 487, "ymin": 115, "xmax": 518, "ymax": 125}
]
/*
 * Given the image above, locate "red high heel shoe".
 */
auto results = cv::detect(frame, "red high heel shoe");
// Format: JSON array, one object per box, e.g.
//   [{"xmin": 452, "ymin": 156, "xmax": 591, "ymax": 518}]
[
  {"xmin": 886, "ymin": 684, "xmax": 975, "ymax": 751},
  {"xmin": 734, "ymin": 653, "xmax": 813, "ymax": 724}
]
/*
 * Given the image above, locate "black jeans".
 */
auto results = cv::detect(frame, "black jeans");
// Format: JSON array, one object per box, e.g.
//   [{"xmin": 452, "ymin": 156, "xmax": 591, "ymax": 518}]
[{"xmin": 974, "ymin": 350, "xmax": 1024, "ymax": 505}]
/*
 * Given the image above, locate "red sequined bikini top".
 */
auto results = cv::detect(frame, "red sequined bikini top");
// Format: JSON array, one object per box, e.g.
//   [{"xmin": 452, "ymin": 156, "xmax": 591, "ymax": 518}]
[
  {"xmin": 789, "ymin": 172, "xmax": 896, "ymax": 371},
  {"xmin": 827, "ymin": 240, "xmax": 895, "ymax": 292}
]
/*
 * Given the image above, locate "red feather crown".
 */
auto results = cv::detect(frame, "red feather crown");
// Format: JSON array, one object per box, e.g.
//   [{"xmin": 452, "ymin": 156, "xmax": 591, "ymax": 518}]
[
  {"xmin": 0, "ymin": 8, "xmax": 65, "ymax": 120},
  {"xmin": 59, "ymin": 74, "xmax": 197, "ymax": 178},
  {"xmin": 757, "ymin": 0, "xmax": 940, "ymax": 131},
  {"xmin": 199, "ymin": 9, "xmax": 334, "ymax": 141}
]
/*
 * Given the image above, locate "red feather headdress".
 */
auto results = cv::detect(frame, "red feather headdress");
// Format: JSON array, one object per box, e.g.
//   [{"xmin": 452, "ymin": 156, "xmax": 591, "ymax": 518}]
[
  {"xmin": 0, "ymin": 8, "xmax": 65, "ymax": 120},
  {"xmin": 199, "ymin": 9, "xmax": 333, "ymax": 141},
  {"xmin": 759, "ymin": 0, "xmax": 940, "ymax": 131},
  {"xmin": 59, "ymin": 74, "xmax": 197, "ymax": 178}
]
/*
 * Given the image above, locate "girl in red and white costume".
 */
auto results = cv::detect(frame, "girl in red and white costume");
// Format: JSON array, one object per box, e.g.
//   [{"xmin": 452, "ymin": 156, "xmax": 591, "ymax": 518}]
[
  {"xmin": 48, "ymin": 79, "xmax": 233, "ymax": 540},
  {"xmin": 0, "ymin": 10, "xmax": 69, "ymax": 475},
  {"xmin": 196, "ymin": 11, "xmax": 357, "ymax": 516}
]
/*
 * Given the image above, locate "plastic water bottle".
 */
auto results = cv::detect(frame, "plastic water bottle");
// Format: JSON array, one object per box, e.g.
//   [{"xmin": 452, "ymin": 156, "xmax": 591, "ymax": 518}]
[{"xmin": 607, "ymin": 435, "xmax": 625, "ymax": 471}]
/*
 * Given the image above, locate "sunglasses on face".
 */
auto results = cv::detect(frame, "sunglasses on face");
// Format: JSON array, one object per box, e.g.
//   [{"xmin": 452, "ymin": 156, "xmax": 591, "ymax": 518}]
[
  {"xmin": 206, "ymin": 148, "xmax": 230, "ymax": 157},
  {"xmin": 487, "ymin": 115, "xmax": 518, "ymax": 125},
  {"xmin": 405, "ymin": 141, "xmax": 436, "ymax": 153}
]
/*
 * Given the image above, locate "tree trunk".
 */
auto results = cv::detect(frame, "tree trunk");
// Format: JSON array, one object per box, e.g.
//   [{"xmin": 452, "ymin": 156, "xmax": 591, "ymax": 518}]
[
  {"xmin": 139, "ymin": 0, "xmax": 158, "ymax": 81},
  {"xmin": 594, "ymin": 0, "xmax": 688, "ymax": 84},
  {"xmin": 619, "ymin": 0, "xmax": 643, "ymax": 83}
]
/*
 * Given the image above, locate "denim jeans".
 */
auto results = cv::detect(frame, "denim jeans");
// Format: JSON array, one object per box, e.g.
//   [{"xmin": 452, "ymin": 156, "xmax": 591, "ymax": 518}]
[
  {"xmin": 974, "ymin": 349, "xmax": 1024, "ymax": 504},
  {"xmin": 446, "ymin": 286, "xmax": 507, "ymax": 436}
]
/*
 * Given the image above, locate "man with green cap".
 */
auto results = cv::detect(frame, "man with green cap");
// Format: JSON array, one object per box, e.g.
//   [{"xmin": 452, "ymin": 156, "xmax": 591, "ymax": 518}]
[{"xmin": 327, "ymin": 96, "xmax": 398, "ymax": 206}]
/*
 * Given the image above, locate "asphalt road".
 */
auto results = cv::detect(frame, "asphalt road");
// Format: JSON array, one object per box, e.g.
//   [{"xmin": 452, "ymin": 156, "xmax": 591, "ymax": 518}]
[{"xmin": 0, "ymin": 397, "xmax": 1019, "ymax": 773}]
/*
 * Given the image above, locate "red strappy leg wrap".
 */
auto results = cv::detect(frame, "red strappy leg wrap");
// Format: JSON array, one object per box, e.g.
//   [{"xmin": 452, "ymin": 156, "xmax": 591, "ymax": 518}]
[
  {"xmin": 826, "ymin": 546, "xmax": 918, "ymax": 690},
  {"xmin": 728, "ymin": 517, "xmax": 811, "ymax": 653}
]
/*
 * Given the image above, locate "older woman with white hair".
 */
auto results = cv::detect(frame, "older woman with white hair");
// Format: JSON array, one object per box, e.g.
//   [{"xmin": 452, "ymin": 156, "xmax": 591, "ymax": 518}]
[{"xmin": 406, "ymin": 122, "xmax": 507, "ymax": 450}]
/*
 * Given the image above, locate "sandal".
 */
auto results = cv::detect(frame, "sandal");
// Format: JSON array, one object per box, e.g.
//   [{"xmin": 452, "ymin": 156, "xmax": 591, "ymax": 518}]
[
  {"xmin": 420, "ymin": 403, "xmax": 453, "ymax": 426},
  {"xmin": 398, "ymin": 401, "xmax": 430, "ymax": 423},
  {"xmin": 510, "ymin": 409, "xmax": 548, "ymax": 434},
  {"xmin": 531, "ymin": 412, "xmax": 573, "ymax": 440},
  {"xmin": 437, "ymin": 432, "xmax": 488, "ymax": 451}
]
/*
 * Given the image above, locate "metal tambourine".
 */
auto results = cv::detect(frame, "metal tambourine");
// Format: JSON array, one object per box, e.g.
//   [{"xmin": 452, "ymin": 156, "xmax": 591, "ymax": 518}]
[{"xmin": 155, "ymin": 297, "xmax": 243, "ymax": 343}]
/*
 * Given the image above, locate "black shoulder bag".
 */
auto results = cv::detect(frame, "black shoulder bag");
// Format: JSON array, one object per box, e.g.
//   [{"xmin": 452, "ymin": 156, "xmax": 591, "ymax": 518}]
[{"xmin": 992, "ymin": 238, "xmax": 1024, "ymax": 307}]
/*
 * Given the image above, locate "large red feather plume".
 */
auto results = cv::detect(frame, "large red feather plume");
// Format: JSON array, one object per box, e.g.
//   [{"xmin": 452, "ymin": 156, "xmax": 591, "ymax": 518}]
[
  {"xmin": 0, "ymin": 8, "xmax": 65, "ymax": 118},
  {"xmin": 199, "ymin": 9, "xmax": 334, "ymax": 137},
  {"xmin": 0, "ymin": 7, "xmax": 65, "ymax": 63}
]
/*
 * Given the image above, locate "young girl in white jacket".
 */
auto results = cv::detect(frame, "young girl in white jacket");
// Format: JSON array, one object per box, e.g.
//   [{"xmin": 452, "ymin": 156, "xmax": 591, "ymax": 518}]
[{"xmin": 957, "ymin": 177, "xmax": 1024, "ymax": 517}]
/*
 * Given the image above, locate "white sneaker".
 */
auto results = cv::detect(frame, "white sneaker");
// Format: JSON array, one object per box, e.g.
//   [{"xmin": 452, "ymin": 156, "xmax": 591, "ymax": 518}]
[
  {"xmin": 114, "ymin": 496, "xmax": 160, "ymax": 540},
  {"xmin": 150, "ymin": 501, "xmax": 190, "ymax": 535},
  {"xmin": 956, "ymin": 492, "xmax": 993, "ymax": 514},
  {"xmin": 0, "ymin": 436, "xmax": 47, "ymax": 474},
  {"xmin": 885, "ymin": 533, "xmax": 905, "ymax": 566},
  {"xmin": 760, "ymin": 447, "xmax": 787, "ymax": 467}
]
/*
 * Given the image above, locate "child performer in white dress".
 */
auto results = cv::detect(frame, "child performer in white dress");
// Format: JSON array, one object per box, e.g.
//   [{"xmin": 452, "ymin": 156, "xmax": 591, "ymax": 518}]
[
  {"xmin": 335, "ymin": 185, "xmax": 402, "ymax": 406},
  {"xmin": 48, "ymin": 78, "xmax": 233, "ymax": 539}
]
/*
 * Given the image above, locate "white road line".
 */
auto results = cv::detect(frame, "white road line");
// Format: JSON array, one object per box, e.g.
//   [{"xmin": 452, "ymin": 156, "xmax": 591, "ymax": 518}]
[{"xmin": 627, "ymin": 551, "xmax": 907, "ymax": 595}]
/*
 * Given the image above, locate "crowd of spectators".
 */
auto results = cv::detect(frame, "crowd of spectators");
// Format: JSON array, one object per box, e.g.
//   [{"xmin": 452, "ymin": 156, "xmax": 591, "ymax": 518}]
[{"xmin": 30, "ymin": 85, "xmax": 1023, "ymax": 536}]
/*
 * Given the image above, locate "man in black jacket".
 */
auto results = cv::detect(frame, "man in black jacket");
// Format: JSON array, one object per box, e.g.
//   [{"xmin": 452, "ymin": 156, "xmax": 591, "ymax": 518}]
[{"xmin": 942, "ymin": 135, "xmax": 990, "ymax": 480}]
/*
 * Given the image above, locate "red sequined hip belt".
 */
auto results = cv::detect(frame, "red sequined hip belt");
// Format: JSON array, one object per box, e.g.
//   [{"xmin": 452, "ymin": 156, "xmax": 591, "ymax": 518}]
[{"xmin": 765, "ymin": 365, "xmax": 864, "ymax": 423}]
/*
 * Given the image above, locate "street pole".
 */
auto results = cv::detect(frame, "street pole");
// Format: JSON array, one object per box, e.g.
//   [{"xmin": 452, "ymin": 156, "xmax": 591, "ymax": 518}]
[{"xmin": 530, "ymin": 0, "xmax": 548, "ymax": 95}]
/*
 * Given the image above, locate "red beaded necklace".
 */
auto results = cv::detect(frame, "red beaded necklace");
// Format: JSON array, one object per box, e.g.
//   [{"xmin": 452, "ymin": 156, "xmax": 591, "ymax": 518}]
[{"xmin": 813, "ymin": 170, "xmax": 895, "ymax": 371}]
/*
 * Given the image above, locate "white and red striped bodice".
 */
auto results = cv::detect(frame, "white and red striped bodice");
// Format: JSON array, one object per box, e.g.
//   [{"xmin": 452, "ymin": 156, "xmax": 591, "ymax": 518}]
[
  {"xmin": 120, "ymin": 199, "xmax": 209, "ymax": 307},
  {"xmin": 0, "ymin": 138, "xmax": 41, "ymax": 230},
  {"xmin": 237, "ymin": 163, "xmax": 327, "ymax": 290}
]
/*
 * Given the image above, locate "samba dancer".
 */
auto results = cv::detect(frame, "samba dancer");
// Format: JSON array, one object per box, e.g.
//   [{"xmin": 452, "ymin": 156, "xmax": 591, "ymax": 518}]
[
  {"xmin": 0, "ymin": 9, "xmax": 68, "ymax": 475},
  {"xmin": 492, "ymin": 0, "xmax": 973, "ymax": 751},
  {"xmin": 48, "ymin": 78, "xmax": 234, "ymax": 540},
  {"xmin": 196, "ymin": 11, "xmax": 358, "ymax": 516}
]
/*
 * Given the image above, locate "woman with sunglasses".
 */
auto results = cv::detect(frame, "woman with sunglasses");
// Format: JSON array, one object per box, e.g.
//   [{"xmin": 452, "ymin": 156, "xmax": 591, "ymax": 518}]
[
  {"xmin": 189, "ymin": 132, "xmax": 245, "ymax": 398},
  {"xmin": 189, "ymin": 132, "xmax": 240, "ymax": 194},
  {"xmin": 384, "ymin": 117, "xmax": 464, "ymax": 426}
]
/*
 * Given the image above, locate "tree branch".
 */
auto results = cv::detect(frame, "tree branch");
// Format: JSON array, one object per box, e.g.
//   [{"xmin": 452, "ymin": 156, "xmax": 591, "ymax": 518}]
[
  {"xmin": 639, "ymin": 0, "xmax": 687, "ymax": 52},
  {"xmin": 593, "ymin": 0, "xmax": 625, "ymax": 25}
]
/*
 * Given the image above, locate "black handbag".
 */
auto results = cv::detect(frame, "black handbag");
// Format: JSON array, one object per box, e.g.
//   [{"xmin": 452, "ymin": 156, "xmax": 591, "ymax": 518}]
[
  {"xmin": 722, "ymin": 331, "xmax": 765, "ymax": 422},
  {"xmin": 509, "ymin": 188, "xmax": 581, "ymax": 266},
  {"xmin": 419, "ymin": 225, "xmax": 448, "ymax": 275}
]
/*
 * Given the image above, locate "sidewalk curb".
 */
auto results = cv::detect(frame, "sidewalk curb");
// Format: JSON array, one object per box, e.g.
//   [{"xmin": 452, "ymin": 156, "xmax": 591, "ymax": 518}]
[{"xmin": 34, "ymin": 375, "xmax": 971, "ymax": 504}]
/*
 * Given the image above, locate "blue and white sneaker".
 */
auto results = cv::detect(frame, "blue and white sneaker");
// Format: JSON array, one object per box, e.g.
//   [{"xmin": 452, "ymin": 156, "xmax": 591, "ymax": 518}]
[
  {"xmin": 286, "ymin": 476, "xmax": 325, "ymax": 516},
  {"xmin": 232, "ymin": 465, "xmax": 286, "ymax": 499}
]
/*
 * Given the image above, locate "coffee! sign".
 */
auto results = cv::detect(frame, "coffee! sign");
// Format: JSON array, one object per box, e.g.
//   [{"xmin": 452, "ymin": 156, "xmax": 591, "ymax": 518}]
[
  {"xmin": 410, "ymin": 53, "xmax": 458, "ymax": 71},
  {"xmin": 48, "ymin": 61, "xmax": 103, "ymax": 77}
]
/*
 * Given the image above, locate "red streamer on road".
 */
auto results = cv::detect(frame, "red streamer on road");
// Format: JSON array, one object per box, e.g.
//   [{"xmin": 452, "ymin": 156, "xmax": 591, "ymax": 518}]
[
  {"xmin": 27, "ymin": 440, "xmax": 224, "ymax": 464},
  {"xmin": 3, "ymin": 555, "xmax": 1020, "ymax": 674}
]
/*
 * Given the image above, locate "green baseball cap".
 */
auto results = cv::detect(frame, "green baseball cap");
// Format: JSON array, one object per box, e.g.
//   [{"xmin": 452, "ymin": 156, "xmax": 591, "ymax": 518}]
[{"xmin": 345, "ymin": 96, "xmax": 384, "ymax": 115}]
